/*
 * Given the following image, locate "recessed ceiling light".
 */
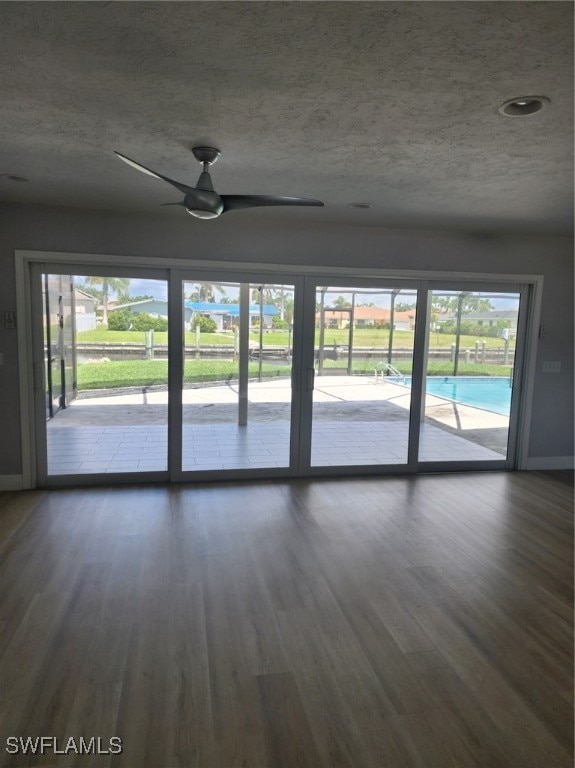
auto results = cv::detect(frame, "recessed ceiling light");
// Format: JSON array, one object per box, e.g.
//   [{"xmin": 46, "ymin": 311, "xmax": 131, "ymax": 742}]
[
  {"xmin": 348, "ymin": 202, "xmax": 372, "ymax": 209},
  {"xmin": 0, "ymin": 174, "xmax": 29, "ymax": 182},
  {"xmin": 498, "ymin": 96, "xmax": 549, "ymax": 117}
]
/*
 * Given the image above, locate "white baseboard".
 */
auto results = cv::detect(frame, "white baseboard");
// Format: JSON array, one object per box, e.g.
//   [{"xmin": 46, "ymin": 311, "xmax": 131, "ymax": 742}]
[
  {"xmin": 0, "ymin": 475, "xmax": 24, "ymax": 491},
  {"xmin": 523, "ymin": 456, "xmax": 574, "ymax": 471}
]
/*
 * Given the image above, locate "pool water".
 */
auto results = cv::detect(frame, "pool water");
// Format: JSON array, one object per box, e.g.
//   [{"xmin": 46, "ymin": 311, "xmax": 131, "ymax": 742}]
[{"xmin": 403, "ymin": 376, "xmax": 512, "ymax": 416}]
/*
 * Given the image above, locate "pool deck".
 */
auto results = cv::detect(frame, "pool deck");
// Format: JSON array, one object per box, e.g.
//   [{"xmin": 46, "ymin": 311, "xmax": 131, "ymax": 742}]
[{"xmin": 47, "ymin": 376, "xmax": 509, "ymax": 474}]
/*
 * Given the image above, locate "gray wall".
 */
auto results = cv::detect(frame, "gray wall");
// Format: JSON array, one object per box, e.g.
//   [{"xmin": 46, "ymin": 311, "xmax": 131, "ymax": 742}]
[{"xmin": 0, "ymin": 202, "xmax": 572, "ymax": 476}]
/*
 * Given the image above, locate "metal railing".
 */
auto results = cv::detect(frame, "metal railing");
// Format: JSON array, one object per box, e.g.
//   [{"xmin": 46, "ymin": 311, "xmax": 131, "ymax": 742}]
[{"xmin": 374, "ymin": 362, "xmax": 403, "ymax": 382}]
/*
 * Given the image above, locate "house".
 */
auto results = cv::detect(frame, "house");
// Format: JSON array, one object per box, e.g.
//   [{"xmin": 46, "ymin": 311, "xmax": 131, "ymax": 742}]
[
  {"xmin": 0, "ymin": 3, "xmax": 572, "ymax": 766},
  {"xmin": 111, "ymin": 297, "xmax": 195, "ymax": 323},
  {"xmin": 318, "ymin": 306, "xmax": 416, "ymax": 331},
  {"xmin": 74, "ymin": 287, "xmax": 98, "ymax": 332},
  {"xmin": 110, "ymin": 298, "xmax": 279, "ymax": 330},
  {"xmin": 438, "ymin": 308, "xmax": 520, "ymax": 338},
  {"xmin": 454, "ymin": 309, "xmax": 518, "ymax": 329},
  {"xmin": 185, "ymin": 301, "xmax": 279, "ymax": 330}
]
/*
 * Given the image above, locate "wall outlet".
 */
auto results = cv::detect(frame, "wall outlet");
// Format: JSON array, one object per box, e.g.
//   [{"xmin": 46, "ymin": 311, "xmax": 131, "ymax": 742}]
[{"xmin": 542, "ymin": 361, "xmax": 561, "ymax": 373}]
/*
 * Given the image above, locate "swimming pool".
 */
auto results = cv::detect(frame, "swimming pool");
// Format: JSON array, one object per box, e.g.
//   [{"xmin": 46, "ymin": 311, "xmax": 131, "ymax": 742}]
[{"xmin": 402, "ymin": 376, "xmax": 512, "ymax": 415}]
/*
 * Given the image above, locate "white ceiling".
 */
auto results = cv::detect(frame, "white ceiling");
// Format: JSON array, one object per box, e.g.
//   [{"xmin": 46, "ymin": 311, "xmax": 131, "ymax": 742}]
[{"xmin": 0, "ymin": 1, "xmax": 573, "ymax": 234}]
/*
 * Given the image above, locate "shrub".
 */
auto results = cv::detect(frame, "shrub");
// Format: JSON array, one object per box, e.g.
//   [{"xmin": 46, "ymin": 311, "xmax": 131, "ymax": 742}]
[
  {"xmin": 439, "ymin": 321, "xmax": 504, "ymax": 338},
  {"xmin": 107, "ymin": 310, "xmax": 167, "ymax": 332},
  {"xmin": 107, "ymin": 309, "xmax": 132, "ymax": 331},
  {"xmin": 271, "ymin": 317, "xmax": 290, "ymax": 329},
  {"xmin": 131, "ymin": 313, "xmax": 168, "ymax": 332},
  {"xmin": 192, "ymin": 315, "xmax": 217, "ymax": 333}
]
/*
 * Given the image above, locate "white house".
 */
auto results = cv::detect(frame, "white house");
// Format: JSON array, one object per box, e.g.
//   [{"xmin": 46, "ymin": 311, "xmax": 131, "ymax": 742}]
[
  {"xmin": 110, "ymin": 298, "xmax": 195, "ymax": 324},
  {"xmin": 185, "ymin": 301, "xmax": 279, "ymax": 331},
  {"xmin": 74, "ymin": 288, "xmax": 98, "ymax": 332}
]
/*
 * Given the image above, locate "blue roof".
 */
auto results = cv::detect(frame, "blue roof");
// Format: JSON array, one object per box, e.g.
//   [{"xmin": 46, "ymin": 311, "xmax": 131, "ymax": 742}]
[{"xmin": 185, "ymin": 302, "xmax": 278, "ymax": 316}]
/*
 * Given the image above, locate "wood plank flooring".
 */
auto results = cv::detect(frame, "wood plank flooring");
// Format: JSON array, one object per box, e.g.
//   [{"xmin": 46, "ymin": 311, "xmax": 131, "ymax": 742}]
[{"xmin": 0, "ymin": 471, "xmax": 572, "ymax": 767}]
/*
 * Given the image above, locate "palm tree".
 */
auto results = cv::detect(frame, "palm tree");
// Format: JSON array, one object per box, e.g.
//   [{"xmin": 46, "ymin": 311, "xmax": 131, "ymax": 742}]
[
  {"xmin": 83, "ymin": 276, "xmax": 130, "ymax": 325},
  {"xmin": 332, "ymin": 295, "xmax": 352, "ymax": 308},
  {"xmin": 188, "ymin": 282, "xmax": 227, "ymax": 303},
  {"xmin": 431, "ymin": 294, "xmax": 492, "ymax": 316},
  {"xmin": 251, "ymin": 285, "xmax": 275, "ymax": 304}
]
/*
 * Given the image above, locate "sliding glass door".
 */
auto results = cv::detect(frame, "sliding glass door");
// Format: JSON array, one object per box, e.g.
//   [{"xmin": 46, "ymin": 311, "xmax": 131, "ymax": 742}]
[
  {"xmin": 32, "ymin": 263, "xmax": 530, "ymax": 486},
  {"xmin": 298, "ymin": 279, "xmax": 421, "ymax": 473},
  {"xmin": 35, "ymin": 266, "xmax": 170, "ymax": 483},
  {"xmin": 296, "ymin": 278, "xmax": 527, "ymax": 475},
  {"xmin": 178, "ymin": 277, "xmax": 296, "ymax": 473},
  {"xmin": 418, "ymin": 286, "xmax": 526, "ymax": 467}
]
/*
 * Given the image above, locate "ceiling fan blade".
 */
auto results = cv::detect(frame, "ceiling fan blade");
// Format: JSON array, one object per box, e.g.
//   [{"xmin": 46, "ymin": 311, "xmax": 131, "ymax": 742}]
[
  {"xmin": 221, "ymin": 195, "xmax": 324, "ymax": 213},
  {"xmin": 160, "ymin": 201, "xmax": 186, "ymax": 206},
  {"xmin": 114, "ymin": 151, "xmax": 194, "ymax": 194}
]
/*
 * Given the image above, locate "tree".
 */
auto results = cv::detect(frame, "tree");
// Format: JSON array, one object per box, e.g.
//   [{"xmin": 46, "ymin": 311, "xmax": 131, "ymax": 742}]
[
  {"xmin": 395, "ymin": 302, "xmax": 416, "ymax": 312},
  {"xmin": 77, "ymin": 283, "xmax": 103, "ymax": 300},
  {"xmin": 254, "ymin": 285, "xmax": 296, "ymax": 323},
  {"xmin": 116, "ymin": 292, "xmax": 153, "ymax": 305},
  {"xmin": 281, "ymin": 295, "xmax": 294, "ymax": 324},
  {"xmin": 188, "ymin": 282, "xmax": 227, "ymax": 303},
  {"xmin": 251, "ymin": 286, "xmax": 275, "ymax": 304},
  {"xmin": 431, "ymin": 295, "xmax": 493, "ymax": 315},
  {"xmin": 278, "ymin": 285, "xmax": 286, "ymax": 320},
  {"xmin": 82, "ymin": 277, "xmax": 130, "ymax": 324},
  {"xmin": 465, "ymin": 296, "xmax": 492, "ymax": 313},
  {"xmin": 332, "ymin": 296, "xmax": 351, "ymax": 308}
]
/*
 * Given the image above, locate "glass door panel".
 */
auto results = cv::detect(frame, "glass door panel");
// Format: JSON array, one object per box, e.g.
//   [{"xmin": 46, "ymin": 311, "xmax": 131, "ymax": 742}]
[
  {"xmin": 181, "ymin": 280, "xmax": 295, "ymax": 471},
  {"xmin": 310, "ymin": 284, "xmax": 418, "ymax": 467},
  {"xmin": 419, "ymin": 289, "xmax": 521, "ymax": 463},
  {"xmin": 44, "ymin": 273, "xmax": 169, "ymax": 476}
]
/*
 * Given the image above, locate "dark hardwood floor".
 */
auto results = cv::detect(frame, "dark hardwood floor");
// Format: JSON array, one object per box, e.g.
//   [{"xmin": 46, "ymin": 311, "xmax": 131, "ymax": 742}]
[{"xmin": 0, "ymin": 471, "xmax": 572, "ymax": 767}]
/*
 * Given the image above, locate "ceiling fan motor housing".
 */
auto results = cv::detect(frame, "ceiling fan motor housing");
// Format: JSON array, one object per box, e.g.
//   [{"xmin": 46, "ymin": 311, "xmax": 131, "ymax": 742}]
[
  {"xmin": 192, "ymin": 146, "xmax": 221, "ymax": 166},
  {"xmin": 184, "ymin": 187, "xmax": 223, "ymax": 219}
]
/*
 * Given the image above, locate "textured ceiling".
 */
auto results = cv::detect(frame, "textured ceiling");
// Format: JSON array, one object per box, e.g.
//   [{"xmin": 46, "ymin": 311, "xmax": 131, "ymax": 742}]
[{"xmin": 0, "ymin": 1, "xmax": 573, "ymax": 234}]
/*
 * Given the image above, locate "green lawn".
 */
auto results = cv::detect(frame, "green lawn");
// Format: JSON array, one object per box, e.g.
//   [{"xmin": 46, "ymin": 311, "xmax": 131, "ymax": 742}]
[
  {"xmin": 77, "ymin": 356, "xmax": 512, "ymax": 390},
  {"xmin": 77, "ymin": 328, "xmax": 234, "ymax": 346},
  {"xmin": 78, "ymin": 327, "xmax": 513, "ymax": 350},
  {"xmin": 321, "ymin": 359, "xmax": 512, "ymax": 377},
  {"xmin": 314, "ymin": 328, "xmax": 512, "ymax": 349},
  {"xmin": 77, "ymin": 359, "xmax": 290, "ymax": 390}
]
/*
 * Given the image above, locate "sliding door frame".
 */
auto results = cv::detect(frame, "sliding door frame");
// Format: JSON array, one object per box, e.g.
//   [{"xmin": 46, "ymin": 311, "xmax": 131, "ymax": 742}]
[
  {"xmin": 30, "ymin": 260, "xmax": 171, "ymax": 488},
  {"xmin": 171, "ymin": 267, "xmax": 304, "ymax": 482},
  {"xmin": 416, "ymin": 280, "xmax": 530, "ymax": 472},
  {"xmin": 297, "ymin": 275, "xmax": 426, "ymax": 476},
  {"xmin": 15, "ymin": 249, "xmax": 544, "ymax": 489}
]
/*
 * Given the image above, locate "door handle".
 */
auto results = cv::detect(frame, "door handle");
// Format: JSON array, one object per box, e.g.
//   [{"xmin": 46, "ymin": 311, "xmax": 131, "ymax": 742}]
[{"xmin": 306, "ymin": 367, "xmax": 315, "ymax": 392}]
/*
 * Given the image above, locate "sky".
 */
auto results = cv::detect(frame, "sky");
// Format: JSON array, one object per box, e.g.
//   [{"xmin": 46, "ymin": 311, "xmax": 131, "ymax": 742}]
[{"xmin": 76, "ymin": 276, "xmax": 519, "ymax": 310}]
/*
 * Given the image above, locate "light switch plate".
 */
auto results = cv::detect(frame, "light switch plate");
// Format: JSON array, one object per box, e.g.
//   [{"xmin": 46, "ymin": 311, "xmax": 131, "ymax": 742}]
[{"xmin": 542, "ymin": 361, "xmax": 561, "ymax": 373}]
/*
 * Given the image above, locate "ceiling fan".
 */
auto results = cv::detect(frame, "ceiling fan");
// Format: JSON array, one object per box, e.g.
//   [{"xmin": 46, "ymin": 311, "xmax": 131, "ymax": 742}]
[{"xmin": 114, "ymin": 147, "xmax": 324, "ymax": 220}]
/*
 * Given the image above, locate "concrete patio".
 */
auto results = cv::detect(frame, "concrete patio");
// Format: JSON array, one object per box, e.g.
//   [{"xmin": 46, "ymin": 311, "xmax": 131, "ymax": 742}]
[{"xmin": 46, "ymin": 376, "xmax": 509, "ymax": 474}]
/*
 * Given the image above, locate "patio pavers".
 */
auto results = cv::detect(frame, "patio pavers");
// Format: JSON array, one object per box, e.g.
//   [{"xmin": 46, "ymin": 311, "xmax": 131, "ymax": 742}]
[{"xmin": 46, "ymin": 376, "xmax": 507, "ymax": 475}]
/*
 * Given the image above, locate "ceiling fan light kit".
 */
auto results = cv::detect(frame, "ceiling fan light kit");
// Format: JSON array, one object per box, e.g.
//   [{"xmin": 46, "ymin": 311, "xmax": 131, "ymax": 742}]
[{"xmin": 115, "ymin": 146, "xmax": 324, "ymax": 220}]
